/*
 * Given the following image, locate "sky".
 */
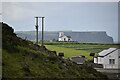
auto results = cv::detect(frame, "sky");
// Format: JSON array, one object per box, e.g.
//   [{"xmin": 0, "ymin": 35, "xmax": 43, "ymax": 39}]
[{"xmin": 1, "ymin": 2, "xmax": 119, "ymax": 43}]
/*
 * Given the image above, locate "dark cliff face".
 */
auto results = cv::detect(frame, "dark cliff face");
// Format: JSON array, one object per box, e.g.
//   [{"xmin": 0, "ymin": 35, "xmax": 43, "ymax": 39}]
[
  {"xmin": 16, "ymin": 31, "xmax": 113, "ymax": 43},
  {"xmin": 65, "ymin": 31, "xmax": 113, "ymax": 43}
]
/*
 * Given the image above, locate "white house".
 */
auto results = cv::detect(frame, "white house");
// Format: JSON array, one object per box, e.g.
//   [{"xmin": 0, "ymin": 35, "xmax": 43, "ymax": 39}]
[
  {"xmin": 58, "ymin": 32, "xmax": 72, "ymax": 42},
  {"xmin": 94, "ymin": 48, "xmax": 120, "ymax": 69}
]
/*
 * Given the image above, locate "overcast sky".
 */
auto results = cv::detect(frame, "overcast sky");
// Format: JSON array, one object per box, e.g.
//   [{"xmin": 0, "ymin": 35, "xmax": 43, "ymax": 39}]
[{"xmin": 2, "ymin": 2, "xmax": 119, "ymax": 43}]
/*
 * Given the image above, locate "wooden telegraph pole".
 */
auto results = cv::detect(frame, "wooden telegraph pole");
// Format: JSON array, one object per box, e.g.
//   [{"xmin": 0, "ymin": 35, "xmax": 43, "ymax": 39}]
[
  {"xmin": 35, "ymin": 17, "xmax": 39, "ymax": 44},
  {"xmin": 41, "ymin": 17, "xmax": 44, "ymax": 46},
  {"xmin": 35, "ymin": 17, "xmax": 45, "ymax": 46}
]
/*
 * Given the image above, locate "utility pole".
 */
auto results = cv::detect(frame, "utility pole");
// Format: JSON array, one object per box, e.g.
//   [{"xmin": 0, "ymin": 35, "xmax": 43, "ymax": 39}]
[
  {"xmin": 35, "ymin": 16, "xmax": 45, "ymax": 46},
  {"xmin": 35, "ymin": 17, "xmax": 39, "ymax": 44},
  {"xmin": 41, "ymin": 17, "xmax": 45, "ymax": 46}
]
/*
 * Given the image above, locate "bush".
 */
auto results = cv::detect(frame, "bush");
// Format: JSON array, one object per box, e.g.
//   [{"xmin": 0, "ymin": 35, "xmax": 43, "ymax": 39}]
[{"xmin": 47, "ymin": 55, "xmax": 59, "ymax": 61}]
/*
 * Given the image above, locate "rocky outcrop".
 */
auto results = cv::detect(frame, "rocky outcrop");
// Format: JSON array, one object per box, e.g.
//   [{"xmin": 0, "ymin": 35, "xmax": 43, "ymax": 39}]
[{"xmin": 1, "ymin": 22, "xmax": 56, "ymax": 56}]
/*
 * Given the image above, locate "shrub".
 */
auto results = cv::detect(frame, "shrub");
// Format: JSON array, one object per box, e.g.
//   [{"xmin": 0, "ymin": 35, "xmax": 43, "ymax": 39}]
[{"xmin": 47, "ymin": 55, "xmax": 59, "ymax": 61}]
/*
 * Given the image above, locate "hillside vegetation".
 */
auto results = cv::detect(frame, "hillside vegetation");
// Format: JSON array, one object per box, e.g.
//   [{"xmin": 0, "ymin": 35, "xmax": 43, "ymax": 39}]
[{"xmin": 2, "ymin": 22, "xmax": 107, "ymax": 79}]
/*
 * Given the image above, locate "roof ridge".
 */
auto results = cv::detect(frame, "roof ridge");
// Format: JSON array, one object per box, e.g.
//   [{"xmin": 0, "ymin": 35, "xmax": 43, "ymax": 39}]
[
  {"xmin": 104, "ymin": 49, "xmax": 117, "ymax": 56},
  {"xmin": 97, "ymin": 48, "xmax": 118, "ymax": 57},
  {"xmin": 101, "ymin": 48, "xmax": 118, "ymax": 57}
]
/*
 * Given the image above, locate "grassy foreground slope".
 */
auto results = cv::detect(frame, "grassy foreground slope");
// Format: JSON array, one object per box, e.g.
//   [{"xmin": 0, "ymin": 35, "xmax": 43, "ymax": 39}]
[{"xmin": 2, "ymin": 22, "xmax": 107, "ymax": 79}]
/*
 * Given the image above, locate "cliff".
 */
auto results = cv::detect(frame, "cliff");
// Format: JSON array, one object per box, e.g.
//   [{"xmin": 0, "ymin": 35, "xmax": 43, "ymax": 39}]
[{"xmin": 16, "ymin": 31, "xmax": 113, "ymax": 43}]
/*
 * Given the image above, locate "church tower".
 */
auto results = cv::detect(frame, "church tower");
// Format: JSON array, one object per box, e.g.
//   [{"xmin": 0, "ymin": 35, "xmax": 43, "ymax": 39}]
[{"xmin": 59, "ymin": 32, "xmax": 64, "ymax": 37}]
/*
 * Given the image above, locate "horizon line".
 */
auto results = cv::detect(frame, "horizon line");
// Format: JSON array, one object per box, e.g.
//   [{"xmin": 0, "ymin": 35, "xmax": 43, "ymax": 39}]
[{"xmin": 15, "ymin": 30, "xmax": 106, "ymax": 32}]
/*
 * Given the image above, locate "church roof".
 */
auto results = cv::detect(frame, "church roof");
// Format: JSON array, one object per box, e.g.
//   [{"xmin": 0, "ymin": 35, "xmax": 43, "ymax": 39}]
[
  {"xmin": 59, "ymin": 36, "xmax": 64, "ymax": 38},
  {"xmin": 59, "ymin": 35, "xmax": 71, "ymax": 38},
  {"xmin": 66, "ymin": 36, "xmax": 71, "ymax": 38}
]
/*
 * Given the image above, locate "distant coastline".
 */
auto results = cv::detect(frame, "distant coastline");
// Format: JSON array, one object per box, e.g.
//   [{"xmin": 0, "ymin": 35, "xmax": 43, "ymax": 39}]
[{"xmin": 16, "ymin": 31, "xmax": 114, "ymax": 44}]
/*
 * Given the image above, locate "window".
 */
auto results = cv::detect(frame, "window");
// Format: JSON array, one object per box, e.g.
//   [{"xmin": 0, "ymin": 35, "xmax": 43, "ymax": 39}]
[
  {"xmin": 68, "ymin": 39, "xmax": 70, "ymax": 41},
  {"xmin": 109, "ymin": 59, "xmax": 115, "ymax": 64},
  {"xmin": 64, "ymin": 38, "xmax": 66, "ymax": 41}
]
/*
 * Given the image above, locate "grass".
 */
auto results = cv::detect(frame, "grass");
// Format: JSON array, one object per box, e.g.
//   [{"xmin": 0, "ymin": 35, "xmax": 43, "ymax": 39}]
[
  {"xmin": 55, "ymin": 44, "xmax": 120, "ymax": 49},
  {"xmin": 43, "ymin": 42, "xmax": 120, "ymax": 60},
  {"xmin": 3, "ymin": 46, "xmax": 49, "ymax": 78},
  {"xmin": 3, "ymin": 47, "xmax": 106, "ymax": 78},
  {"xmin": 46, "ymin": 45, "xmax": 93, "ymax": 60}
]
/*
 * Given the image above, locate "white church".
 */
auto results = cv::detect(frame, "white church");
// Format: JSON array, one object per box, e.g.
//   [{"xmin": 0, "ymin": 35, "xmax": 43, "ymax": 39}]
[
  {"xmin": 58, "ymin": 32, "xmax": 72, "ymax": 42},
  {"xmin": 94, "ymin": 48, "xmax": 120, "ymax": 69}
]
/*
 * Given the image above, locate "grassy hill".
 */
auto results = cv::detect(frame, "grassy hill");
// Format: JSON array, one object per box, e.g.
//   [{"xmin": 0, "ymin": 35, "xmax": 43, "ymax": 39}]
[{"xmin": 2, "ymin": 22, "xmax": 108, "ymax": 79}]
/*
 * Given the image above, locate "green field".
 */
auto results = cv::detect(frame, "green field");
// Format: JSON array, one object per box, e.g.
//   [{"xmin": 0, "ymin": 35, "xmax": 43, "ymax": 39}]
[
  {"xmin": 46, "ymin": 45, "xmax": 92, "ymax": 60},
  {"xmin": 42, "ymin": 42, "xmax": 120, "ymax": 60}
]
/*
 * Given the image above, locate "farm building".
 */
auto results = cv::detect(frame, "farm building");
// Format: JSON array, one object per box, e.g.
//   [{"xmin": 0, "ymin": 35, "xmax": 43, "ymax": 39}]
[
  {"xmin": 70, "ymin": 56, "xmax": 85, "ymax": 64},
  {"xmin": 94, "ymin": 48, "xmax": 120, "ymax": 69},
  {"xmin": 58, "ymin": 32, "xmax": 72, "ymax": 42}
]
